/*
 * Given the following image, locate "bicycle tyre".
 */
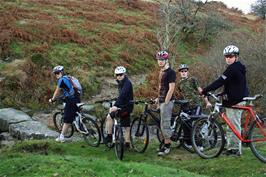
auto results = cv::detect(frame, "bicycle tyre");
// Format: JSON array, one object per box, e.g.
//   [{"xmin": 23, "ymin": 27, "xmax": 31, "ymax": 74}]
[
  {"xmin": 53, "ymin": 111, "xmax": 74, "ymax": 138},
  {"xmin": 130, "ymin": 117, "xmax": 149, "ymax": 153},
  {"xmin": 191, "ymin": 117, "xmax": 225, "ymax": 159},
  {"xmin": 115, "ymin": 126, "xmax": 124, "ymax": 160},
  {"xmin": 249, "ymin": 116, "xmax": 266, "ymax": 163},
  {"xmin": 82, "ymin": 116, "xmax": 101, "ymax": 147}
]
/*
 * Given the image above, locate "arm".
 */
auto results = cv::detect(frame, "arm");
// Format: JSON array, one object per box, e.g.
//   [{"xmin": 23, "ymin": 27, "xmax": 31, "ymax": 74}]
[
  {"xmin": 165, "ymin": 83, "xmax": 175, "ymax": 104},
  {"xmin": 198, "ymin": 86, "xmax": 212, "ymax": 108},
  {"xmin": 52, "ymin": 86, "xmax": 61, "ymax": 100}
]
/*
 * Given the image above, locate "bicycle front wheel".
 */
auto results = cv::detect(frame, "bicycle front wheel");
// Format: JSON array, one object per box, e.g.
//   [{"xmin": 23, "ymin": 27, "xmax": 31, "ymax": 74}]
[
  {"xmin": 192, "ymin": 117, "xmax": 225, "ymax": 159},
  {"xmin": 130, "ymin": 117, "xmax": 149, "ymax": 153},
  {"xmin": 82, "ymin": 116, "xmax": 101, "ymax": 147},
  {"xmin": 115, "ymin": 126, "xmax": 124, "ymax": 160},
  {"xmin": 249, "ymin": 116, "xmax": 266, "ymax": 163},
  {"xmin": 53, "ymin": 112, "xmax": 74, "ymax": 138}
]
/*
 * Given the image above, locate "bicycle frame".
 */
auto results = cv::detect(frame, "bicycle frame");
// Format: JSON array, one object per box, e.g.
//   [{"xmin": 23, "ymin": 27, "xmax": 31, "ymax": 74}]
[{"xmin": 210, "ymin": 94, "xmax": 266, "ymax": 143}]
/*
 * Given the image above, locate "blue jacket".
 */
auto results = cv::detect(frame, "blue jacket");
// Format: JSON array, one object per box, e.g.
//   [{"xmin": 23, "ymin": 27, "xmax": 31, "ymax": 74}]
[
  {"xmin": 57, "ymin": 75, "xmax": 75, "ymax": 98},
  {"xmin": 114, "ymin": 76, "xmax": 134, "ymax": 112}
]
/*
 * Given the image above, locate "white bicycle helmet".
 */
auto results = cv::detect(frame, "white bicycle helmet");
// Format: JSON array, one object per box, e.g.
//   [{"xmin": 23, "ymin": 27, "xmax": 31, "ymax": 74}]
[
  {"xmin": 53, "ymin": 65, "xmax": 64, "ymax": 73},
  {"xmin": 223, "ymin": 45, "xmax": 239, "ymax": 56},
  {"xmin": 114, "ymin": 66, "xmax": 126, "ymax": 75}
]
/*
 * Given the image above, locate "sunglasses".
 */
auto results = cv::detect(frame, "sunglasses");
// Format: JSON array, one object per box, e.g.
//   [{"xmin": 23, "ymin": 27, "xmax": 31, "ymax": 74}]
[
  {"xmin": 116, "ymin": 74, "xmax": 123, "ymax": 77},
  {"xmin": 179, "ymin": 70, "xmax": 188, "ymax": 73},
  {"xmin": 54, "ymin": 71, "xmax": 61, "ymax": 75},
  {"xmin": 224, "ymin": 55, "xmax": 235, "ymax": 58}
]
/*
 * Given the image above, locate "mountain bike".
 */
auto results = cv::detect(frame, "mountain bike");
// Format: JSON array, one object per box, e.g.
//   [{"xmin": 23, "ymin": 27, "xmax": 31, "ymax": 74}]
[
  {"xmin": 130, "ymin": 99, "xmax": 205, "ymax": 153},
  {"xmin": 192, "ymin": 92, "xmax": 266, "ymax": 163},
  {"xmin": 94, "ymin": 98, "xmax": 126, "ymax": 160},
  {"xmin": 170, "ymin": 99, "xmax": 207, "ymax": 153},
  {"xmin": 53, "ymin": 99, "xmax": 101, "ymax": 147}
]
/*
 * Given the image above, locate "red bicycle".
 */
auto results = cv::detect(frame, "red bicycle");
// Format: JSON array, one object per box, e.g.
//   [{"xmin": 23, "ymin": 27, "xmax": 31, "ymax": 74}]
[{"xmin": 191, "ymin": 93, "xmax": 266, "ymax": 163}]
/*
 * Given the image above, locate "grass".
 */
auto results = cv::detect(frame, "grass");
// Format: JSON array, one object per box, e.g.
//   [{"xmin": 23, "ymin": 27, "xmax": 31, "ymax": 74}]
[{"xmin": 0, "ymin": 140, "xmax": 266, "ymax": 177}]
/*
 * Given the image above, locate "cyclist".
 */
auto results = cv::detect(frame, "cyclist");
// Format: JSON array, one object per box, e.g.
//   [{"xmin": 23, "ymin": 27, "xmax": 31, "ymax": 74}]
[
  {"xmin": 105, "ymin": 66, "xmax": 134, "ymax": 149},
  {"xmin": 201, "ymin": 45, "xmax": 249, "ymax": 156},
  {"xmin": 176, "ymin": 63, "xmax": 211, "ymax": 146},
  {"xmin": 49, "ymin": 65, "xmax": 80, "ymax": 143},
  {"xmin": 156, "ymin": 50, "xmax": 176, "ymax": 156}
]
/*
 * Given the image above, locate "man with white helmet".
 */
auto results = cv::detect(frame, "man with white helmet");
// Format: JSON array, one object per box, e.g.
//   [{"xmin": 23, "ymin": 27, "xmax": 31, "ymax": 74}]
[
  {"xmin": 155, "ymin": 50, "xmax": 176, "ymax": 156},
  {"xmin": 49, "ymin": 65, "xmax": 80, "ymax": 143},
  {"xmin": 201, "ymin": 45, "xmax": 249, "ymax": 156},
  {"xmin": 105, "ymin": 66, "xmax": 133, "ymax": 149}
]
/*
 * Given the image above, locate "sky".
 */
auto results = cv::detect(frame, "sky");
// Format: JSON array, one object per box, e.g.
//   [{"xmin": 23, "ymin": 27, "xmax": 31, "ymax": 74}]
[{"xmin": 206, "ymin": 0, "xmax": 257, "ymax": 14}]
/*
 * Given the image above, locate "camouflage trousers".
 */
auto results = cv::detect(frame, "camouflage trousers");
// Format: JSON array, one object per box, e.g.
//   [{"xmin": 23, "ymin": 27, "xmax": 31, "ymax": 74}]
[
  {"xmin": 160, "ymin": 101, "xmax": 174, "ymax": 139},
  {"xmin": 225, "ymin": 101, "xmax": 246, "ymax": 154}
]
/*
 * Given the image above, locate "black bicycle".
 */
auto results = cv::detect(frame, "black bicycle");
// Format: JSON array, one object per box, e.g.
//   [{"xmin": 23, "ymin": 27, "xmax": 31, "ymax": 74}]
[
  {"xmin": 170, "ymin": 99, "xmax": 207, "ymax": 153},
  {"xmin": 130, "ymin": 100, "xmax": 164, "ymax": 153},
  {"xmin": 94, "ymin": 98, "xmax": 125, "ymax": 160},
  {"xmin": 53, "ymin": 98, "xmax": 101, "ymax": 147}
]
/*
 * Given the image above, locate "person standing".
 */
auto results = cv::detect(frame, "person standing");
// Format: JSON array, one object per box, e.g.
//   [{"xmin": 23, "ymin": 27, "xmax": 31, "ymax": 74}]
[
  {"xmin": 49, "ymin": 65, "xmax": 80, "ymax": 143},
  {"xmin": 177, "ymin": 63, "xmax": 211, "ymax": 146},
  {"xmin": 201, "ymin": 45, "xmax": 249, "ymax": 156},
  {"xmin": 156, "ymin": 50, "xmax": 176, "ymax": 156}
]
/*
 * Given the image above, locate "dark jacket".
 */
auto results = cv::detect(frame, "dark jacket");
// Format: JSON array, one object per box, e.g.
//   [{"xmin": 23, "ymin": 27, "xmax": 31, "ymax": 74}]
[
  {"xmin": 114, "ymin": 76, "xmax": 134, "ymax": 112},
  {"xmin": 202, "ymin": 61, "xmax": 249, "ymax": 107}
]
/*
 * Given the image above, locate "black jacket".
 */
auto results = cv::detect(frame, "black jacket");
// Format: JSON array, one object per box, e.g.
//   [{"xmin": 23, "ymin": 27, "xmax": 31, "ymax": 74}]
[
  {"xmin": 114, "ymin": 76, "xmax": 134, "ymax": 112},
  {"xmin": 202, "ymin": 61, "xmax": 249, "ymax": 107}
]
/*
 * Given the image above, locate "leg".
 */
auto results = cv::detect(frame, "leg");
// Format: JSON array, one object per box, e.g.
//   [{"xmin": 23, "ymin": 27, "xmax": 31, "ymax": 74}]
[
  {"xmin": 61, "ymin": 123, "xmax": 71, "ymax": 136},
  {"xmin": 158, "ymin": 101, "xmax": 174, "ymax": 155},
  {"xmin": 226, "ymin": 101, "xmax": 245, "ymax": 155}
]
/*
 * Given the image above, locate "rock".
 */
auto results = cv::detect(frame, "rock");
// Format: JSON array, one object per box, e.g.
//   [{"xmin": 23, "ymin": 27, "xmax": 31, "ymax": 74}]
[
  {"xmin": 0, "ymin": 108, "xmax": 32, "ymax": 131},
  {"xmin": 9, "ymin": 120, "xmax": 58, "ymax": 140},
  {"xmin": 32, "ymin": 112, "xmax": 54, "ymax": 128}
]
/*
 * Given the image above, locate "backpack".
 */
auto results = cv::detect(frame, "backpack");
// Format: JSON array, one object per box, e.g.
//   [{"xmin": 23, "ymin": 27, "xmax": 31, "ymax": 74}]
[{"xmin": 68, "ymin": 76, "xmax": 82, "ymax": 97}]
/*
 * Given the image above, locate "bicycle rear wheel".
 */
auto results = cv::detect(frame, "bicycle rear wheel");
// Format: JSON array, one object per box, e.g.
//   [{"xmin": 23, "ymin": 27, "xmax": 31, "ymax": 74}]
[
  {"xmin": 130, "ymin": 117, "xmax": 149, "ymax": 153},
  {"xmin": 82, "ymin": 116, "xmax": 101, "ymax": 147},
  {"xmin": 115, "ymin": 126, "xmax": 124, "ymax": 160},
  {"xmin": 249, "ymin": 116, "xmax": 266, "ymax": 163},
  {"xmin": 191, "ymin": 117, "xmax": 225, "ymax": 159},
  {"xmin": 53, "ymin": 112, "xmax": 74, "ymax": 138}
]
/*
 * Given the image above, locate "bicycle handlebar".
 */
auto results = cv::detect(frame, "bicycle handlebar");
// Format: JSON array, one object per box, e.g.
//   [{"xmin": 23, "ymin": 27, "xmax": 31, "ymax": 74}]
[{"xmin": 131, "ymin": 100, "xmax": 156, "ymax": 105}]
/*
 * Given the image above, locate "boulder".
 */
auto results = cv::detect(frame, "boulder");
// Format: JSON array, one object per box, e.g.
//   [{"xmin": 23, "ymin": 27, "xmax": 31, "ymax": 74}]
[
  {"xmin": 0, "ymin": 108, "xmax": 32, "ymax": 131},
  {"xmin": 9, "ymin": 120, "xmax": 58, "ymax": 140}
]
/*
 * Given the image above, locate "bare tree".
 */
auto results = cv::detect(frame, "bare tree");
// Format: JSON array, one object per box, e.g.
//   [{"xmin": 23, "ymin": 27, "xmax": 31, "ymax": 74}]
[
  {"xmin": 155, "ymin": 0, "xmax": 208, "ymax": 66},
  {"xmin": 251, "ymin": 0, "xmax": 266, "ymax": 20}
]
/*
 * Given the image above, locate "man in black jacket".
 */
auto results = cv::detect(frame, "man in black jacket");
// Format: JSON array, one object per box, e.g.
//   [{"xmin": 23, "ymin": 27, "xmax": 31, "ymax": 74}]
[
  {"xmin": 201, "ymin": 45, "xmax": 249, "ymax": 156},
  {"xmin": 106, "ymin": 66, "xmax": 133, "ymax": 148}
]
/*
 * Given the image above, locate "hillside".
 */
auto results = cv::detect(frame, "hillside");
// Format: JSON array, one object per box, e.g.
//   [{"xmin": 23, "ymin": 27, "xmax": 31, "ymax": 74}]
[{"xmin": 0, "ymin": 0, "xmax": 265, "ymax": 110}]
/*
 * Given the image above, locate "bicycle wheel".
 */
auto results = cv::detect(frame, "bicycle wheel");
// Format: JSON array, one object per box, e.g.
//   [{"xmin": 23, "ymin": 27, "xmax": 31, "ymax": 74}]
[
  {"xmin": 130, "ymin": 117, "xmax": 149, "ymax": 153},
  {"xmin": 191, "ymin": 117, "xmax": 225, "ymax": 159},
  {"xmin": 53, "ymin": 112, "xmax": 74, "ymax": 138},
  {"xmin": 82, "ymin": 116, "xmax": 101, "ymax": 147},
  {"xmin": 115, "ymin": 126, "xmax": 124, "ymax": 160},
  {"xmin": 249, "ymin": 116, "xmax": 266, "ymax": 163}
]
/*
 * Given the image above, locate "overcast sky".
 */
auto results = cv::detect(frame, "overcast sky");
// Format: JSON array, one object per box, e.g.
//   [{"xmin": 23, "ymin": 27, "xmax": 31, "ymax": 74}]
[{"xmin": 204, "ymin": 0, "xmax": 257, "ymax": 13}]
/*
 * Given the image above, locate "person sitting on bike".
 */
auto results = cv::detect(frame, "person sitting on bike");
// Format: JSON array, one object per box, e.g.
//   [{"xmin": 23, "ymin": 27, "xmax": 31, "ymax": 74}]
[
  {"xmin": 49, "ymin": 65, "xmax": 80, "ymax": 143},
  {"xmin": 105, "ymin": 66, "xmax": 134, "ymax": 149},
  {"xmin": 176, "ymin": 64, "xmax": 211, "ymax": 146},
  {"xmin": 201, "ymin": 45, "xmax": 249, "ymax": 156},
  {"xmin": 155, "ymin": 50, "xmax": 176, "ymax": 156}
]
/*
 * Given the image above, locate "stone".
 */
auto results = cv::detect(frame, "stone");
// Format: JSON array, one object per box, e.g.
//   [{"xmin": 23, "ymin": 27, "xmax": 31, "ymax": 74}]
[{"xmin": 0, "ymin": 108, "xmax": 32, "ymax": 131}]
